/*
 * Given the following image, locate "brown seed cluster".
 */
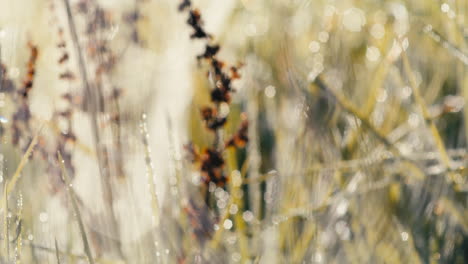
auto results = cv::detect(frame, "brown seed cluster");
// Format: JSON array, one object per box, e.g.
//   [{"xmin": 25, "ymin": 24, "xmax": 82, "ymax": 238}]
[
  {"xmin": 185, "ymin": 8, "xmax": 210, "ymax": 39},
  {"xmin": 123, "ymin": 9, "xmax": 143, "ymax": 44},
  {"xmin": 2, "ymin": 41, "xmax": 76, "ymax": 193},
  {"xmin": 0, "ymin": 64, "xmax": 16, "ymax": 94},
  {"xmin": 225, "ymin": 113, "xmax": 248, "ymax": 148},
  {"xmin": 178, "ymin": 0, "xmax": 191, "ymax": 12},
  {"xmin": 2, "ymin": 0, "xmax": 129, "ymax": 195},
  {"xmin": 200, "ymin": 106, "xmax": 226, "ymax": 131},
  {"xmin": 49, "ymin": 25, "xmax": 80, "ymax": 193},
  {"xmin": 75, "ymin": 0, "xmax": 126, "ymax": 180},
  {"xmin": 183, "ymin": 199, "xmax": 215, "ymax": 244},
  {"xmin": 18, "ymin": 43, "xmax": 38, "ymax": 98},
  {"xmin": 11, "ymin": 44, "xmax": 38, "ymax": 148},
  {"xmin": 77, "ymin": 3, "xmax": 117, "ymax": 83},
  {"xmin": 179, "ymin": 1, "xmax": 248, "ymax": 188},
  {"xmin": 57, "ymin": 28, "xmax": 76, "ymax": 81},
  {"xmin": 185, "ymin": 144, "xmax": 227, "ymax": 186}
]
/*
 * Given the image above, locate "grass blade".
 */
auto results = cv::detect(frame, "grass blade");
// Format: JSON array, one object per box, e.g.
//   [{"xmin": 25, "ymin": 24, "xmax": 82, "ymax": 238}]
[
  {"xmin": 3, "ymin": 179, "xmax": 9, "ymax": 261},
  {"xmin": 140, "ymin": 114, "xmax": 160, "ymax": 227},
  {"xmin": 58, "ymin": 151, "xmax": 95, "ymax": 264},
  {"xmin": 55, "ymin": 238, "xmax": 61, "ymax": 264},
  {"xmin": 1, "ymin": 125, "xmax": 43, "ymax": 209},
  {"xmin": 1, "ymin": 125, "xmax": 42, "ymax": 260}
]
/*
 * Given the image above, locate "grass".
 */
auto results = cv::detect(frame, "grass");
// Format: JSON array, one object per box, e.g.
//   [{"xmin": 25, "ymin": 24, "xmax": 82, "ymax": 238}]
[
  {"xmin": 58, "ymin": 151, "xmax": 95, "ymax": 264},
  {"xmin": 0, "ymin": 0, "xmax": 467, "ymax": 263}
]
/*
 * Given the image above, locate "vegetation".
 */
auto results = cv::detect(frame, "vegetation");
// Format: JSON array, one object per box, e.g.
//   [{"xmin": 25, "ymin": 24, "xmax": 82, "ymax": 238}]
[{"xmin": 0, "ymin": 0, "xmax": 466, "ymax": 263}]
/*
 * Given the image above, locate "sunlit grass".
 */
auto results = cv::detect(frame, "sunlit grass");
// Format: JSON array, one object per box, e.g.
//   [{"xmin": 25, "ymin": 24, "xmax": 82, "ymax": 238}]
[{"xmin": 0, "ymin": 0, "xmax": 466, "ymax": 263}]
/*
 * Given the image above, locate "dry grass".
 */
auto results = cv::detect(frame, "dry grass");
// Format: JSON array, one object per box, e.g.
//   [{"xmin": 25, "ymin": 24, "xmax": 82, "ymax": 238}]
[{"xmin": 0, "ymin": 0, "xmax": 466, "ymax": 263}]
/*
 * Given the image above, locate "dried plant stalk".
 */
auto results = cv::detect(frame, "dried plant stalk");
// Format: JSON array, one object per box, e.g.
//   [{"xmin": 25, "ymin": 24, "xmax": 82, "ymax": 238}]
[{"xmin": 58, "ymin": 151, "xmax": 95, "ymax": 264}]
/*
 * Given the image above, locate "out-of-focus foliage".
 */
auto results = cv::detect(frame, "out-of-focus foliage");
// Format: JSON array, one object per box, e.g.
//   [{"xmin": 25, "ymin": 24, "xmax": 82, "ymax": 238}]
[{"xmin": 0, "ymin": 0, "xmax": 466, "ymax": 263}]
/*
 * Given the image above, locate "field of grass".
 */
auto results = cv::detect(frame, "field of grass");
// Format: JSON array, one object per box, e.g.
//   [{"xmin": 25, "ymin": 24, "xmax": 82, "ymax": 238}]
[{"xmin": 0, "ymin": 0, "xmax": 467, "ymax": 263}]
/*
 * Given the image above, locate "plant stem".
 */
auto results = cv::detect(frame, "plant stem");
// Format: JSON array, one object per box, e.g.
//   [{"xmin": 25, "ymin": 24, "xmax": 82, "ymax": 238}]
[
  {"xmin": 58, "ymin": 151, "xmax": 95, "ymax": 264},
  {"xmin": 400, "ymin": 49, "xmax": 458, "ymax": 186},
  {"xmin": 62, "ymin": 0, "xmax": 123, "ymax": 255}
]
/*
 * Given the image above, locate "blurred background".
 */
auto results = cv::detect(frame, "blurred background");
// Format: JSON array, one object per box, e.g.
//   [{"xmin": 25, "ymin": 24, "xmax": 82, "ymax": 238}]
[{"xmin": 0, "ymin": 0, "xmax": 467, "ymax": 263}]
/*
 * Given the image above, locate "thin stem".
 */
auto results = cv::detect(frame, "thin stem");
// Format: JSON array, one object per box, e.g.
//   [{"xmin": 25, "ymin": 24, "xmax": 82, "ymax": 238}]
[
  {"xmin": 1, "ymin": 125, "xmax": 42, "ymax": 204},
  {"xmin": 62, "ymin": 0, "xmax": 122, "ymax": 255},
  {"xmin": 55, "ymin": 238, "xmax": 61, "ymax": 264},
  {"xmin": 401, "ymin": 49, "xmax": 451, "ymax": 165},
  {"xmin": 140, "ymin": 114, "xmax": 160, "ymax": 227},
  {"xmin": 313, "ymin": 78, "xmax": 408, "ymax": 159},
  {"xmin": 400, "ymin": 48, "xmax": 458, "ymax": 186},
  {"xmin": 311, "ymin": 77, "xmax": 427, "ymax": 180},
  {"xmin": 58, "ymin": 151, "xmax": 95, "ymax": 264},
  {"xmin": 227, "ymin": 148, "xmax": 249, "ymax": 262},
  {"xmin": 3, "ymin": 180, "xmax": 9, "ymax": 261}
]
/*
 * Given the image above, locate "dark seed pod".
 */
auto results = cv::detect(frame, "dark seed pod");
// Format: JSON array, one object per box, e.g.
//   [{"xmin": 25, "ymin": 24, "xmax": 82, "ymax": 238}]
[
  {"xmin": 226, "ymin": 113, "xmax": 248, "ymax": 148},
  {"xmin": 200, "ymin": 149, "xmax": 226, "ymax": 186},
  {"xmin": 59, "ymin": 70, "xmax": 76, "ymax": 80},
  {"xmin": 197, "ymin": 44, "xmax": 220, "ymax": 60},
  {"xmin": 178, "ymin": 0, "xmax": 191, "ymax": 11},
  {"xmin": 58, "ymin": 53, "xmax": 69, "ymax": 64}
]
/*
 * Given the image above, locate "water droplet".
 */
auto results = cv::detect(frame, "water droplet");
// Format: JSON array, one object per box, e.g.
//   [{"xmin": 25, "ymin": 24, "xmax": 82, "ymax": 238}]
[
  {"xmin": 39, "ymin": 212, "xmax": 48, "ymax": 223},
  {"xmin": 264, "ymin": 85, "xmax": 276, "ymax": 98},
  {"xmin": 308, "ymin": 41, "xmax": 320, "ymax": 53},
  {"xmin": 400, "ymin": 86, "xmax": 412, "ymax": 100},
  {"xmin": 318, "ymin": 32, "xmax": 329, "ymax": 43},
  {"xmin": 314, "ymin": 53, "xmax": 324, "ymax": 65},
  {"xmin": 342, "ymin": 8, "xmax": 366, "ymax": 32},
  {"xmin": 401, "ymin": 231, "xmax": 409, "ymax": 241},
  {"xmin": 335, "ymin": 220, "xmax": 350, "ymax": 240},
  {"xmin": 388, "ymin": 40, "xmax": 403, "ymax": 61},
  {"xmin": 232, "ymin": 253, "xmax": 241, "ymax": 262},
  {"xmin": 371, "ymin": 23, "xmax": 385, "ymax": 39},
  {"xmin": 307, "ymin": 64, "xmax": 324, "ymax": 82},
  {"xmin": 423, "ymin": 24, "xmax": 432, "ymax": 33},
  {"xmin": 408, "ymin": 113, "xmax": 420, "ymax": 128},
  {"xmin": 219, "ymin": 102, "xmax": 230, "ymax": 117},
  {"xmin": 223, "ymin": 219, "xmax": 233, "ymax": 230},
  {"xmin": 214, "ymin": 188, "xmax": 225, "ymax": 199},
  {"xmin": 377, "ymin": 90, "xmax": 388, "ymax": 103},
  {"xmin": 366, "ymin": 46, "xmax": 381, "ymax": 62},
  {"xmin": 441, "ymin": 3, "xmax": 450, "ymax": 13},
  {"xmin": 229, "ymin": 204, "xmax": 238, "ymax": 215},
  {"xmin": 0, "ymin": 116, "xmax": 8, "ymax": 124},
  {"xmin": 313, "ymin": 252, "xmax": 323, "ymax": 263},
  {"xmin": 336, "ymin": 200, "xmax": 348, "ymax": 216},
  {"xmin": 216, "ymin": 199, "xmax": 226, "ymax": 209},
  {"xmin": 242, "ymin": 211, "xmax": 254, "ymax": 222},
  {"xmin": 389, "ymin": 3, "xmax": 409, "ymax": 36},
  {"xmin": 231, "ymin": 170, "xmax": 242, "ymax": 187}
]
